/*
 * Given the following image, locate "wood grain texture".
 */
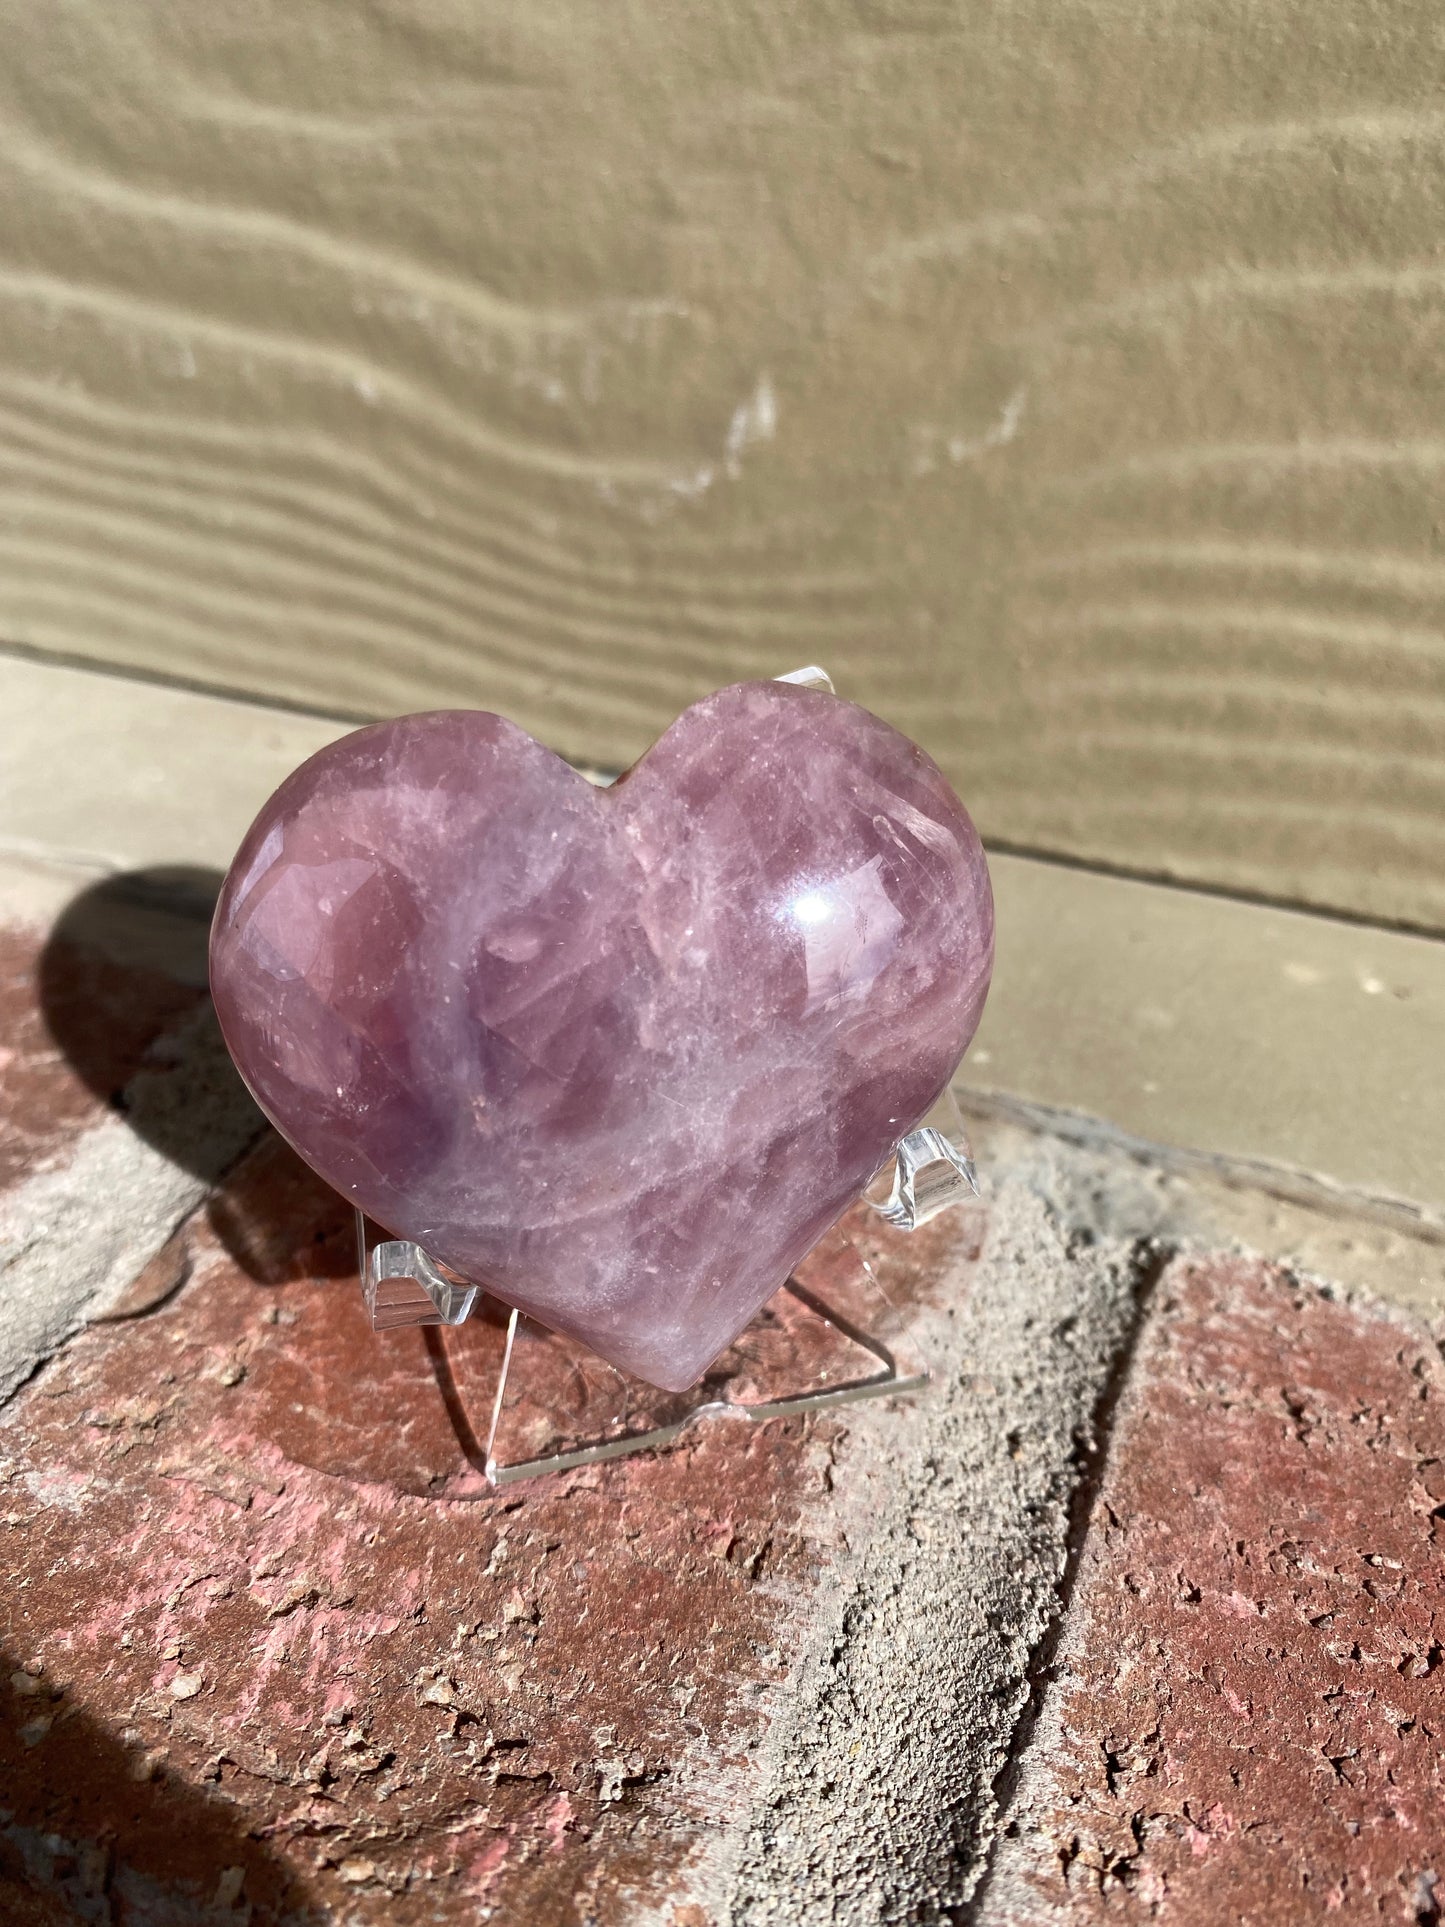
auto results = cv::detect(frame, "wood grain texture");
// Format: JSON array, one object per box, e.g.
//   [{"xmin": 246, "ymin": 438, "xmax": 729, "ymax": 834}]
[{"xmin": 2, "ymin": 2, "xmax": 1444, "ymax": 928}]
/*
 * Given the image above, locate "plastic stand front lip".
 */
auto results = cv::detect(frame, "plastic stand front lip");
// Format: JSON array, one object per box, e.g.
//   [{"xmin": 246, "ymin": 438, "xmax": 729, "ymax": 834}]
[{"xmin": 355, "ymin": 1083, "xmax": 976, "ymax": 1488}]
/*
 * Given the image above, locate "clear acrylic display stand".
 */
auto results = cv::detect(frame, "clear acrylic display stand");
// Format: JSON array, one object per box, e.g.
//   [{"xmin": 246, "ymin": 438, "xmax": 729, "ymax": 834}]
[{"xmin": 356, "ymin": 667, "xmax": 980, "ymax": 1485}]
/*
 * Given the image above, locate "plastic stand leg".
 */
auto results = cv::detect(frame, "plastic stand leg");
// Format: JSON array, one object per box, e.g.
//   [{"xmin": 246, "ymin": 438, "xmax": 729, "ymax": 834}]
[{"xmin": 354, "ymin": 1086, "xmax": 976, "ymax": 1486}]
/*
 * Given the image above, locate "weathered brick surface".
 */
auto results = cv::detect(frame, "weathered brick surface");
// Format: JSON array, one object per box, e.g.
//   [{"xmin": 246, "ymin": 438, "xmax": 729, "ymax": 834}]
[
  {"xmin": 0, "ymin": 856, "xmax": 1168, "ymax": 1922},
  {"xmin": 0, "ymin": 1095, "xmax": 1163, "ymax": 1924},
  {"xmin": 16, "ymin": 864, "xmax": 1442, "ymax": 1921},
  {"xmin": 0, "ymin": 1132, "xmax": 934, "ymax": 1925},
  {"xmin": 982, "ymin": 1256, "xmax": 1445, "ymax": 1924}
]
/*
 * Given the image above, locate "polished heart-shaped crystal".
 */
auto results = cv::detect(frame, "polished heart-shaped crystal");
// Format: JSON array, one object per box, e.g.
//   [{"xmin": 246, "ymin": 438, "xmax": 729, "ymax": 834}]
[{"xmin": 210, "ymin": 681, "xmax": 993, "ymax": 1389}]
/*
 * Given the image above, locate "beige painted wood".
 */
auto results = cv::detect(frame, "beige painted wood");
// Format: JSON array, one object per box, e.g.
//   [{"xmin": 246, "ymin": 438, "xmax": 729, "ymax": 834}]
[
  {"xmin": 1, "ymin": 3, "xmax": 1444, "ymax": 929},
  {"xmin": 9, "ymin": 656, "xmax": 1445, "ymax": 1237},
  {"xmin": 0, "ymin": 657, "xmax": 349, "ymax": 881},
  {"xmin": 965, "ymin": 858, "xmax": 1445, "ymax": 1232}
]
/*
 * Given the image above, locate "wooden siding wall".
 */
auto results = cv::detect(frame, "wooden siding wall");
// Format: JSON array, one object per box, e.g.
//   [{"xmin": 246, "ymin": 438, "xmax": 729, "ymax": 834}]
[{"xmin": 2, "ymin": 1, "xmax": 1443, "ymax": 930}]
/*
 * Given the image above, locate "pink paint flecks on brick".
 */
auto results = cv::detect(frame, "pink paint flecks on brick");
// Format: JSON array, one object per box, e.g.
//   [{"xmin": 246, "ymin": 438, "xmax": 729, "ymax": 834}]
[
  {"xmin": 0, "ymin": 1129, "xmax": 963, "ymax": 1924},
  {"xmin": 988, "ymin": 1256, "xmax": 1445, "ymax": 1925}
]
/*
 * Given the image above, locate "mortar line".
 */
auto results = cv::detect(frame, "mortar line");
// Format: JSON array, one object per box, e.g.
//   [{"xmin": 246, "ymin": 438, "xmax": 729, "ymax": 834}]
[
  {"xmin": 959, "ymin": 1087, "xmax": 1445, "ymax": 1247},
  {"xmin": 957, "ymin": 1234, "xmax": 1174, "ymax": 1924},
  {"xmin": 0, "ymin": 1102, "xmax": 268, "ymax": 1416}
]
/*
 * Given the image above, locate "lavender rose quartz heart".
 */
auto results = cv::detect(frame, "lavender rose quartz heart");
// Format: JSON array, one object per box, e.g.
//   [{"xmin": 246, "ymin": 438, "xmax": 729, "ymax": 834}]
[{"xmin": 210, "ymin": 681, "xmax": 993, "ymax": 1390}]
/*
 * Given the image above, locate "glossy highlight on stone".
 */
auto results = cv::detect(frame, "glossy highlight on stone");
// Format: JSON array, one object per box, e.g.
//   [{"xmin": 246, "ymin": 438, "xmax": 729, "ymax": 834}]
[{"xmin": 210, "ymin": 682, "xmax": 993, "ymax": 1390}]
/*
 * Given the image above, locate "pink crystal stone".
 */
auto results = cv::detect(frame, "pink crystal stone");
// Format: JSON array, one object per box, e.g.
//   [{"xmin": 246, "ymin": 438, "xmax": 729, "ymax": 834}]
[{"xmin": 210, "ymin": 681, "xmax": 993, "ymax": 1390}]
